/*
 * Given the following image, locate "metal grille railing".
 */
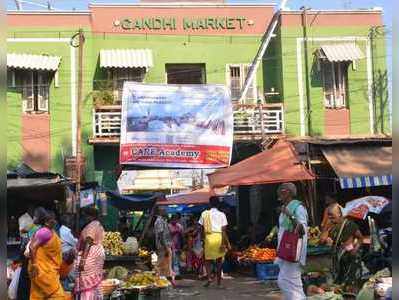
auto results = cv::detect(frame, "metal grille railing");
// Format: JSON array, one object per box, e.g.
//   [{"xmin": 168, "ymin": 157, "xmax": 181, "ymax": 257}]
[{"xmin": 92, "ymin": 103, "xmax": 284, "ymax": 139}]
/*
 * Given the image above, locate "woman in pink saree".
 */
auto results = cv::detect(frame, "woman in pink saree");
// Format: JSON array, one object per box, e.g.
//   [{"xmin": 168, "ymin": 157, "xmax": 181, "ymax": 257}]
[{"xmin": 74, "ymin": 208, "xmax": 105, "ymax": 300}]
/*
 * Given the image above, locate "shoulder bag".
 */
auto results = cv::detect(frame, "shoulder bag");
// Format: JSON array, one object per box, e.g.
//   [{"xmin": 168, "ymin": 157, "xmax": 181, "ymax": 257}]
[{"xmin": 277, "ymin": 203, "xmax": 303, "ymax": 263}]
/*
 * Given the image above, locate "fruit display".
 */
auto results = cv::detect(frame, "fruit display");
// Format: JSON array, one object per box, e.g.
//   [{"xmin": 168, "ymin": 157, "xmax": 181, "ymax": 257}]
[
  {"xmin": 240, "ymin": 246, "xmax": 277, "ymax": 262},
  {"xmin": 308, "ymin": 226, "xmax": 321, "ymax": 247},
  {"xmin": 104, "ymin": 232, "xmax": 124, "ymax": 256},
  {"xmin": 122, "ymin": 272, "xmax": 170, "ymax": 289},
  {"xmin": 138, "ymin": 248, "xmax": 150, "ymax": 258}
]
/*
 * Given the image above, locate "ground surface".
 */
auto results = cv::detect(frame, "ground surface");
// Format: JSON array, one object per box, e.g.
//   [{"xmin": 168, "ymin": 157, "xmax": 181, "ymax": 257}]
[{"xmin": 162, "ymin": 275, "xmax": 283, "ymax": 300}]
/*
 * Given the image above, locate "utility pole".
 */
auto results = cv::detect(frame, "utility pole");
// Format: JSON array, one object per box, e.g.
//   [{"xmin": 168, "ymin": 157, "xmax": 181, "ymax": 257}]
[
  {"xmin": 71, "ymin": 29, "xmax": 85, "ymax": 232},
  {"xmin": 301, "ymin": 6, "xmax": 312, "ymax": 136}
]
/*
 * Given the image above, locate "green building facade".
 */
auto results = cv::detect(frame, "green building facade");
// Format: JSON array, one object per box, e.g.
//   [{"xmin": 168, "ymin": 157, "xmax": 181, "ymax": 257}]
[{"xmin": 7, "ymin": 5, "xmax": 390, "ymax": 189}]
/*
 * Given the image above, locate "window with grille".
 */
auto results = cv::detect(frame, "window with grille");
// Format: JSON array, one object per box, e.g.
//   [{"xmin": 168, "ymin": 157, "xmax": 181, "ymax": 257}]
[
  {"xmin": 226, "ymin": 64, "xmax": 257, "ymax": 101},
  {"xmin": 19, "ymin": 70, "xmax": 50, "ymax": 113},
  {"xmin": 112, "ymin": 68, "xmax": 146, "ymax": 103},
  {"xmin": 321, "ymin": 61, "xmax": 349, "ymax": 108}
]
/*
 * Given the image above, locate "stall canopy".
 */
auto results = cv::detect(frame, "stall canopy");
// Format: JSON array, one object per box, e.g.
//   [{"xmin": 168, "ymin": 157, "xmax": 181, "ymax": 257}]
[
  {"xmin": 321, "ymin": 145, "xmax": 392, "ymax": 189},
  {"xmin": 7, "ymin": 163, "xmax": 68, "ymax": 189},
  {"xmin": 159, "ymin": 188, "xmax": 214, "ymax": 206},
  {"xmin": 208, "ymin": 140, "xmax": 314, "ymax": 188},
  {"xmin": 106, "ymin": 191, "xmax": 162, "ymax": 211}
]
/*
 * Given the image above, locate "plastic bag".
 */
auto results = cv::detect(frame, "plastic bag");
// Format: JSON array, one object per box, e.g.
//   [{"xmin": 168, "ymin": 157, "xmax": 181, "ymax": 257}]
[
  {"xmin": 123, "ymin": 237, "xmax": 138, "ymax": 255},
  {"xmin": 8, "ymin": 266, "xmax": 21, "ymax": 300}
]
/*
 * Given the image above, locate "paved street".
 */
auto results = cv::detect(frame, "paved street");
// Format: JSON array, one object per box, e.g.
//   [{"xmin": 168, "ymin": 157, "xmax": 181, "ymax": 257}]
[{"xmin": 163, "ymin": 276, "xmax": 282, "ymax": 300}]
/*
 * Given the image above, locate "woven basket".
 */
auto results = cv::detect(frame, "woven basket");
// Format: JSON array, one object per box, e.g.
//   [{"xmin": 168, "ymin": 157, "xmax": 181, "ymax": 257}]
[{"xmin": 100, "ymin": 282, "xmax": 118, "ymax": 296}]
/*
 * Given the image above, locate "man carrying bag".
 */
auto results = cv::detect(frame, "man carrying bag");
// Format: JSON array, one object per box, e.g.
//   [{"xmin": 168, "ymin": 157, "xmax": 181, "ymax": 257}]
[{"xmin": 275, "ymin": 183, "xmax": 308, "ymax": 300}]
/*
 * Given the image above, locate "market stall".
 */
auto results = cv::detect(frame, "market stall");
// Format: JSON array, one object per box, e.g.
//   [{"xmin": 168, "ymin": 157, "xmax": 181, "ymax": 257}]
[
  {"xmin": 7, "ymin": 164, "xmax": 72, "ymax": 259},
  {"xmin": 100, "ymin": 191, "xmax": 162, "ymax": 270},
  {"xmin": 100, "ymin": 270, "xmax": 171, "ymax": 299}
]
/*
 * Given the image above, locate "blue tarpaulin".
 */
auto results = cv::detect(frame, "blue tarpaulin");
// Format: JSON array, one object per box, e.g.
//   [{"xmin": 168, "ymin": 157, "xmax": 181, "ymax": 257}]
[
  {"xmin": 164, "ymin": 204, "xmax": 209, "ymax": 214},
  {"xmin": 106, "ymin": 191, "xmax": 163, "ymax": 211}
]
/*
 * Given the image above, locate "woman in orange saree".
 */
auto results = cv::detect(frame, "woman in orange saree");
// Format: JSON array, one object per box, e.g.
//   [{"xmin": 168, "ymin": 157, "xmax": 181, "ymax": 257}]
[{"xmin": 28, "ymin": 211, "xmax": 65, "ymax": 300}]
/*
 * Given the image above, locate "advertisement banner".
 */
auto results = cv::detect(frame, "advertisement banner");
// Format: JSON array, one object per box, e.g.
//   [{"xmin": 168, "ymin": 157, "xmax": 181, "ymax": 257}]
[{"xmin": 120, "ymin": 83, "xmax": 233, "ymax": 168}]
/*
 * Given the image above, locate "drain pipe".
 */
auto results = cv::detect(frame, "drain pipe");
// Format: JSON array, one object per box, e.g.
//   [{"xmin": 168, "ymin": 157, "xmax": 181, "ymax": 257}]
[{"xmin": 301, "ymin": 6, "xmax": 312, "ymax": 136}]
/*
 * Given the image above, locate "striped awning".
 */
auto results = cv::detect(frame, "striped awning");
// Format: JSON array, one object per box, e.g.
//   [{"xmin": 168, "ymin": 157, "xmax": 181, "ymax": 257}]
[
  {"xmin": 339, "ymin": 175, "xmax": 392, "ymax": 189},
  {"xmin": 7, "ymin": 53, "xmax": 61, "ymax": 71},
  {"xmin": 319, "ymin": 43, "xmax": 365, "ymax": 62},
  {"xmin": 100, "ymin": 49, "xmax": 153, "ymax": 69},
  {"xmin": 321, "ymin": 145, "xmax": 392, "ymax": 189}
]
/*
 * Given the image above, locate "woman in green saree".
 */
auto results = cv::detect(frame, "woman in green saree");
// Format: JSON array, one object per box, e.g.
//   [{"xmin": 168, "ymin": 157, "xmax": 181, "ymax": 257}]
[{"xmin": 325, "ymin": 204, "xmax": 364, "ymax": 292}]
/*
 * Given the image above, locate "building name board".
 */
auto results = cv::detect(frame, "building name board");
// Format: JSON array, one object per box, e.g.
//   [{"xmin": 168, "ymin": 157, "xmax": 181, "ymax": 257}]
[{"xmin": 114, "ymin": 17, "xmax": 255, "ymax": 31}]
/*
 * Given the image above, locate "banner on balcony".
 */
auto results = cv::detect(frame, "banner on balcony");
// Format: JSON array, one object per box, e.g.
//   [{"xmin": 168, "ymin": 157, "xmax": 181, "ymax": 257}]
[{"xmin": 119, "ymin": 83, "xmax": 233, "ymax": 168}]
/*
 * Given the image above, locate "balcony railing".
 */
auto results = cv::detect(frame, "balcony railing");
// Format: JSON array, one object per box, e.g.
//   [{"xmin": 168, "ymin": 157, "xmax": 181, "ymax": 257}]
[{"xmin": 90, "ymin": 103, "xmax": 284, "ymax": 144}]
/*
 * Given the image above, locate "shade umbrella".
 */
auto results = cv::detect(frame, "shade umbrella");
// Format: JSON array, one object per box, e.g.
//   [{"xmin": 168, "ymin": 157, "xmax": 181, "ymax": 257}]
[{"xmin": 342, "ymin": 196, "xmax": 390, "ymax": 220}]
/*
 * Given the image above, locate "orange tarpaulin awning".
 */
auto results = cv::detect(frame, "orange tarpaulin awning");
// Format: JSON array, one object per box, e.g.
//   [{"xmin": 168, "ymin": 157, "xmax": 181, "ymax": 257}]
[
  {"xmin": 208, "ymin": 140, "xmax": 315, "ymax": 188},
  {"xmin": 158, "ymin": 188, "xmax": 215, "ymax": 206}
]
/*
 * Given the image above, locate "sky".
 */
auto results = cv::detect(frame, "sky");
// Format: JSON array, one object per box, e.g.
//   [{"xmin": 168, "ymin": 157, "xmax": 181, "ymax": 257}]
[{"xmin": 7, "ymin": 0, "xmax": 392, "ymax": 113}]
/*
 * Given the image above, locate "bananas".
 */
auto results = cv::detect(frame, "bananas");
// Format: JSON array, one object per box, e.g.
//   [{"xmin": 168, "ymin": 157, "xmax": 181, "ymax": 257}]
[
  {"xmin": 138, "ymin": 248, "xmax": 150, "ymax": 258},
  {"xmin": 104, "ymin": 232, "xmax": 124, "ymax": 256}
]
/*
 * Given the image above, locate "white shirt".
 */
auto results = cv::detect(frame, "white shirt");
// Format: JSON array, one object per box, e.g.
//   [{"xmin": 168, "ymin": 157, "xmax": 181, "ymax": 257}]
[
  {"xmin": 18, "ymin": 213, "xmax": 33, "ymax": 238},
  {"xmin": 199, "ymin": 208, "xmax": 228, "ymax": 233},
  {"xmin": 59, "ymin": 225, "xmax": 78, "ymax": 253},
  {"xmin": 277, "ymin": 202, "xmax": 308, "ymax": 266}
]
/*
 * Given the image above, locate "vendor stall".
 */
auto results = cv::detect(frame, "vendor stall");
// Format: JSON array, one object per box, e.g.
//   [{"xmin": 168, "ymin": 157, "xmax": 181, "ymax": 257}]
[
  {"xmin": 101, "ymin": 191, "xmax": 162, "ymax": 270},
  {"xmin": 7, "ymin": 163, "xmax": 72, "ymax": 259},
  {"xmin": 101, "ymin": 271, "xmax": 171, "ymax": 300}
]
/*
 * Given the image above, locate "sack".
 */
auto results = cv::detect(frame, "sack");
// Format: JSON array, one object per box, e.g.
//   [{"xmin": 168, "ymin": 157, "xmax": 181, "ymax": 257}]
[
  {"xmin": 8, "ymin": 267, "xmax": 21, "ymax": 300},
  {"xmin": 123, "ymin": 237, "xmax": 138, "ymax": 255},
  {"xmin": 277, "ymin": 230, "xmax": 302, "ymax": 263}
]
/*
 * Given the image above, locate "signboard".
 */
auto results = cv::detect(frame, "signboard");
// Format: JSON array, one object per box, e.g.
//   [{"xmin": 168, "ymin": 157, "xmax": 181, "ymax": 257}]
[
  {"xmin": 114, "ymin": 17, "xmax": 255, "ymax": 31},
  {"xmin": 120, "ymin": 83, "xmax": 233, "ymax": 168},
  {"xmin": 80, "ymin": 189, "xmax": 95, "ymax": 208}
]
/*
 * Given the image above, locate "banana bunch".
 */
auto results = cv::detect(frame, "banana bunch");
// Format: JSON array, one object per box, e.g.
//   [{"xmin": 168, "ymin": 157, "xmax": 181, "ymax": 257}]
[
  {"xmin": 308, "ymin": 226, "xmax": 321, "ymax": 246},
  {"xmin": 104, "ymin": 232, "xmax": 124, "ymax": 256},
  {"xmin": 138, "ymin": 248, "xmax": 150, "ymax": 258}
]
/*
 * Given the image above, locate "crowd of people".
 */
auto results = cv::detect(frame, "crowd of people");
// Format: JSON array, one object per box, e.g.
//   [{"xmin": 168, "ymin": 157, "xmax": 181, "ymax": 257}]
[
  {"xmin": 8, "ymin": 206, "xmax": 106, "ymax": 300},
  {"xmin": 7, "ymin": 182, "xmax": 392, "ymax": 299},
  {"xmin": 153, "ymin": 196, "xmax": 231, "ymax": 288}
]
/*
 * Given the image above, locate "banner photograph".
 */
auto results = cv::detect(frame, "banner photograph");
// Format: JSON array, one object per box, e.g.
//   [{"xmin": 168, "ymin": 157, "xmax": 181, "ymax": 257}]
[{"xmin": 119, "ymin": 83, "xmax": 233, "ymax": 168}]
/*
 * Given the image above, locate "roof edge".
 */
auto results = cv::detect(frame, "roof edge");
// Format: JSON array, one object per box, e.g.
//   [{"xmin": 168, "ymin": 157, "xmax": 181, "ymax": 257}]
[
  {"xmin": 89, "ymin": 2, "xmax": 276, "ymax": 7},
  {"xmin": 7, "ymin": 10, "xmax": 91, "ymax": 15},
  {"xmin": 281, "ymin": 9, "xmax": 383, "ymax": 15}
]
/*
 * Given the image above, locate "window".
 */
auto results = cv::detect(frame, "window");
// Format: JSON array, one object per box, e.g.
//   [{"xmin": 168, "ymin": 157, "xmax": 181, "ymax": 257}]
[
  {"xmin": 7, "ymin": 69, "xmax": 16, "ymax": 88},
  {"xmin": 112, "ymin": 68, "xmax": 145, "ymax": 103},
  {"xmin": 166, "ymin": 64, "xmax": 206, "ymax": 84},
  {"xmin": 321, "ymin": 61, "xmax": 349, "ymax": 108},
  {"xmin": 226, "ymin": 64, "xmax": 257, "ymax": 101},
  {"xmin": 20, "ymin": 70, "xmax": 50, "ymax": 113}
]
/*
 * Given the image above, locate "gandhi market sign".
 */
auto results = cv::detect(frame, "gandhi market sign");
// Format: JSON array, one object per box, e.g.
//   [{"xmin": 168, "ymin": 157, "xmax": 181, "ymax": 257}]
[{"xmin": 113, "ymin": 17, "xmax": 255, "ymax": 31}]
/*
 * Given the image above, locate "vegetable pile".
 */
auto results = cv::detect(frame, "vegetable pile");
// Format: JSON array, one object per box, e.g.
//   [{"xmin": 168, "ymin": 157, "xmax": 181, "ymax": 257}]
[
  {"xmin": 240, "ymin": 246, "xmax": 277, "ymax": 262},
  {"xmin": 104, "ymin": 232, "xmax": 124, "ymax": 256},
  {"xmin": 122, "ymin": 272, "xmax": 170, "ymax": 289}
]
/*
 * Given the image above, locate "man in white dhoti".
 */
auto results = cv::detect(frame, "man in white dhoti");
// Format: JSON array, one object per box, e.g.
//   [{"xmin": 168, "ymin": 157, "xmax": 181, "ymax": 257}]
[{"xmin": 275, "ymin": 182, "xmax": 308, "ymax": 300}]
